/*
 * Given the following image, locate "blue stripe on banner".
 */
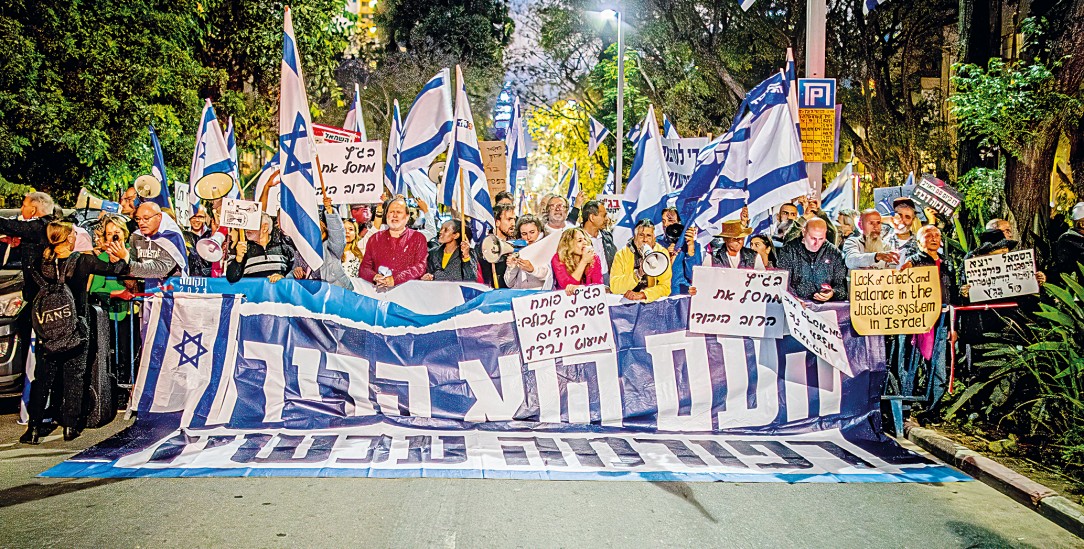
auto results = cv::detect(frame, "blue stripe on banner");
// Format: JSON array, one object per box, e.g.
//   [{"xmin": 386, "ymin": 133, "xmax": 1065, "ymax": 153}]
[
  {"xmin": 137, "ymin": 299, "xmax": 175, "ymax": 412},
  {"xmin": 399, "ymin": 121, "xmax": 454, "ymax": 165},
  {"xmin": 282, "ymin": 33, "xmax": 298, "ymax": 73},
  {"xmin": 39, "ymin": 460, "xmax": 973, "ymax": 483},
  {"xmin": 190, "ymin": 296, "xmax": 236, "ymax": 428}
]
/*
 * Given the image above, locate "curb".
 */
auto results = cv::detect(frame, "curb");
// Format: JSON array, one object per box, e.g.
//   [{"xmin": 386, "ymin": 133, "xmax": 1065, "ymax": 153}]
[{"xmin": 904, "ymin": 419, "xmax": 1084, "ymax": 539}]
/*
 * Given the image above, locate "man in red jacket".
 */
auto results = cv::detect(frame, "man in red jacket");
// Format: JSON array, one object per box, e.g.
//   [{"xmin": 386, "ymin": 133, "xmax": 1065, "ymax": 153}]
[{"xmin": 358, "ymin": 196, "xmax": 428, "ymax": 288}]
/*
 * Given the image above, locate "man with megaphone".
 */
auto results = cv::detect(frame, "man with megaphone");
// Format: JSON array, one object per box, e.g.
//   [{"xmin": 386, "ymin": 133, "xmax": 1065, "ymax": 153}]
[{"xmin": 609, "ymin": 219, "xmax": 673, "ymax": 303}]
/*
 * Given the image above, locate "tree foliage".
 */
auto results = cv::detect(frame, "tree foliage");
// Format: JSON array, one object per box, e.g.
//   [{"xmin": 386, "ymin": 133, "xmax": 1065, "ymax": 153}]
[{"xmin": 526, "ymin": 99, "xmax": 609, "ymax": 199}]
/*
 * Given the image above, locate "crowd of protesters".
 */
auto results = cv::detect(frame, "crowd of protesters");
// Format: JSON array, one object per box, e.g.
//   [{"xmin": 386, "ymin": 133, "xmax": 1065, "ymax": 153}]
[{"xmin": 4, "ymin": 179, "xmax": 1081, "ymax": 444}]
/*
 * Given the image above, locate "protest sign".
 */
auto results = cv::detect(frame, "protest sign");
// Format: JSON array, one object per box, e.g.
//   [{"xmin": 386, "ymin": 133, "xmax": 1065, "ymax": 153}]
[
  {"xmin": 849, "ymin": 266, "xmax": 942, "ymax": 335},
  {"xmin": 782, "ymin": 292, "xmax": 851, "ymax": 376},
  {"xmin": 964, "ymin": 249, "xmax": 1040, "ymax": 303},
  {"xmin": 173, "ymin": 180, "xmax": 190, "ymax": 226},
  {"xmin": 315, "ymin": 141, "xmax": 383, "ymax": 204},
  {"xmin": 872, "ymin": 185, "xmax": 915, "ymax": 216},
  {"xmin": 512, "ymin": 285, "xmax": 615, "ymax": 362},
  {"xmin": 312, "ymin": 123, "xmax": 361, "ymax": 144},
  {"xmin": 688, "ymin": 267, "xmax": 788, "ymax": 338},
  {"xmin": 479, "ymin": 141, "xmax": 507, "ymax": 198},
  {"xmin": 596, "ymin": 194, "xmax": 624, "ymax": 222},
  {"xmin": 911, "ymin": 175, "xmax": 962, "ymax": 219},
  {"xmin": 219, "ymin": 197, "xmax": 263, "ymax": 231},
  {"xmin": 662, "ymin": 137, "xmax": 709, "ymax": 191}
]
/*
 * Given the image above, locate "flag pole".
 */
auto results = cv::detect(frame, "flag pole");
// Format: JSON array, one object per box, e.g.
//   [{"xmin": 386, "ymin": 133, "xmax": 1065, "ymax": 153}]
[{"xmin": 458, "ymin": 167, "xmax": 466, "ymax": 239}]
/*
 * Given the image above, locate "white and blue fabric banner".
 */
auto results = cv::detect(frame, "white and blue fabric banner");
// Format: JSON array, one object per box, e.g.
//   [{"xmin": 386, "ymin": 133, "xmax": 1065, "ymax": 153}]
[
  {"xmin": 44, "ymin": 278, "xmax": 966, "ymax": 483},
  {"xmin": 441, "ymin": 65, "xmax": 494, "ymax": 225}
]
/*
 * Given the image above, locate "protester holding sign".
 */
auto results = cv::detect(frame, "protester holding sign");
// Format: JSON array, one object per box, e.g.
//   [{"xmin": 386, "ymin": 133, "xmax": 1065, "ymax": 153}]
[
  {"xmin": 422, "ymin": 219, "xmax": 483, "ymax": 282},
  {"xmin": 610, "ymin": 220, "xmax": 673, "ymax": 303},
  {"xmin": 551, "ymin": 227, "xmax": 603, "ymax": 294},
  {"xmin": 358, "ymin": 196, "xmax": 428, "ymax": 288},
  {"xmin": 899, "ymin": 224, "xmax": 956, "ymax": 409},
  {"xmin": 226, "ymin": 214, "xmax": 297, "ymax": 283},
  {"xmin": 710, "ymin": 221, "xmax": 763, "ymax": 270},
  {"xmin": 341, "ymin": 218, "xmax": 364, "ymax": 278},
  {"xmin": 843, "ymin": 210, "xmax": 900, "ymax": 270},
  {"xmin": 776, "ymin": 218, "xmax": 847, "ymax": 302},
  {"xmin": 883, "ymin": 197, "xmax": 920, "ymax": 254}
]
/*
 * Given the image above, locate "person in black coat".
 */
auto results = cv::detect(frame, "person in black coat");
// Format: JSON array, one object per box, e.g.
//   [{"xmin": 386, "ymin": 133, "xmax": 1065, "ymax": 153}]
[
  {"xmin": 776, "ymin": 218, "xmax": 848, "ymax": 302},
  {"xmin": 423, "ymin": 219, "xmax": 482, "ymax": 282},
  {"xmin": 21, "ymin": 221, "xmax": 130, "ymax": 444}
]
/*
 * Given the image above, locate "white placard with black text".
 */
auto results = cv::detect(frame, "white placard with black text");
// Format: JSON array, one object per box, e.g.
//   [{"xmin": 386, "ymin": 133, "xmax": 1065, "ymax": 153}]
[
  {"xmin": 782, "ymin": 292, "xmax": 852, "ymax": 376},
  {"xmin": 512, "ymin": 286, "xmax": 616, "ymax": 363},
  {"xmin": 315, "ymin": 141, "xmax": 384, "ymax": 204},
  {"xmin": 964, "ymin": 249, "xmax": 1040, "ymax": 303},
  {"xmin": 219, "ymin": 198, "xmax": 263, "ymax": 231},
  {"xmin": 689, "ymin": 266, "xmax": 789, "ymax": 338}
]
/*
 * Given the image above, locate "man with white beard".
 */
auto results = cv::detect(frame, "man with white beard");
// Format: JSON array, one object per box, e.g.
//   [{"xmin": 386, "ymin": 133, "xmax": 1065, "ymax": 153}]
[{"xmin": 842, "ymin": 209, "xmax": 901, "ymax": 269}]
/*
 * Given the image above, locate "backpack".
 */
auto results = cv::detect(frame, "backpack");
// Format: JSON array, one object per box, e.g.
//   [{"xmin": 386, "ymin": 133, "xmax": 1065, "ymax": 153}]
[{"xmin": 31, "ymin": 255, "xmax": 85, "ymax": 353}]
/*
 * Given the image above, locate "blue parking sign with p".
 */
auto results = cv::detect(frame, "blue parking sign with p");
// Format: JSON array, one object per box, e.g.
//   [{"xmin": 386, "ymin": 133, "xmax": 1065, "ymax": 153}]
[{"xmin": 798, "ymin": 78, "xmax": 836, "ymax": 109}]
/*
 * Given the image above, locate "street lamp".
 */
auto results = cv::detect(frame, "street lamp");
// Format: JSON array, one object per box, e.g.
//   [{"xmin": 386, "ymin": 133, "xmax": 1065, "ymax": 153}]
[{"xmin": 599, "ymin": 6, "xmax": 624, "ymax": 195}]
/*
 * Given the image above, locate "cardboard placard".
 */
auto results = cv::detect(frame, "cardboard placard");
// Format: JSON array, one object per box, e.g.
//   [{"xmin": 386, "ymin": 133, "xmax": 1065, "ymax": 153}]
[
  {"xmin": 911, "ymin": 175, "xmax": 962, "ymax": 219},
  {"xmin": 315, "ymin": 141, "xmax": 384, "ymax": 204},
  {"xmin": 662, "ymin": 137, "xmax": 709, "ymax": 191},
  {"xmin": 782, "ymin": 292, "xmax": 851, "ymax": 376},
  {"xmin": 220, "ymin": 197, "xmax": 263, "ymax": 231},
  {"xmin": 688, "ymin": 267, "xmax": 789, "ymax": 338},
  {"xmin": 849, "ymin": 266, "xmax": 942, "ymax": 335},
  {"xmin": 479, "ymin": 140, "xmax": 507, "ymax": 200},
  {"xmin": 964, "ymin": 249, "xmax": 1040, "ymax": 303},
  {"xmin": 512, "ymin": 286, "xmax": 615, "ymax": 363}
]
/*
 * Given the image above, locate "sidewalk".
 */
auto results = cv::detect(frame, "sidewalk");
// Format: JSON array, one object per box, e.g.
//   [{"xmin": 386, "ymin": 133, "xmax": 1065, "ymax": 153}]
[{"xmin": 905, "ymin": 419, "xmax": 1084, "ymax": 539}]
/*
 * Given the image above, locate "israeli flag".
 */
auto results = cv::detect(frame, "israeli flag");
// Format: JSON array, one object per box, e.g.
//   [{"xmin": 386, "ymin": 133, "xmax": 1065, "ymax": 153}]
[
  {"xmin": 739, "ymin": 0, "xmax": 757, "ymax": 10},
  {"xmin": 131, "ymin": 293, "xmax": 241, "ymax": 429},
  {"xmin": 150, "ymin": 213, "xmax": 190, "ymax": 275},
  {"xmin": 400, "ymin": 69, "xmax": 454, "ymax": 178},
  {"xmin": 556, "ymin": 163, "xmax": 570, "ymax": 194},
  {"xmin": 566, "ymin": 162, "xmax": 580, "ymax": 201},
  {"xmin": 625, "ymin": 122, "xmax": 642, "ymax": 144},
  {"xmin": 146, "ymin": 125, "xmax": 173, "ymax": 210},
  {"xmin": 662, "ymin": 114, "xmax": 681, "ymax": 139},
  {"xmin": 278, "ymin": 6, "xmax": 324, "ymax": 271},
  {"xmin": 224, "ymin": 116, "xmax": 242, "ymax": 199},
  {"xmin": 905, "ymin": 171, "xmax": 914, "ymax": 187},
  {"xmin": 679, "ymin": 72, "xmax": 808, "ymax": 248},
  {"xmin": 587, "ymin": 116, "xmax": 611, "ymax": 156},
  {"xmin": 187, "ymin": 99, "xmax": 232, "ymax": 213},
  {"xmin": 784, "ymin": 48, "xmax": 801, "ymax": 138},
  {"xmin": 344, "ymin": 82, "xmax": 368, "ymax": 141},
  {"xmin": 253, "ymin": 151, "xmax": 281, "ymax": 216},
  {"xmin": 441, "ymin": 65, "xmax": 494, "ymax": 225},
  {"xmin": 616, "ymin": 105, "xmax": 670, "ymax": 240},
  {"xmin": 384, "ymin": 99, "xmax": 404, "ymax": 194},
  {"xmin": 821, "ymin": 161, "xmax": 854, "ymax": 216},
  {"xmin": 506, "ymin": 96, "xmax": 527, "ymax": 197},
  {"xmin": 864, "ymin": 0, "xmax": 890, "ymax": 15}
]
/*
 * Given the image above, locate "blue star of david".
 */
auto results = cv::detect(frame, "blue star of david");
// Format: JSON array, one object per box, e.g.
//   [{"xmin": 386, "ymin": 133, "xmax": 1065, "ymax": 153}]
[
  {"xmin": 280, "ymin": 113, "xmax": 313, "ymax": 182},
  {"xmin": 617, "ymin": 200, "xmax": 637, "ymax": 229},
  {"xmin": 173, "ymin": 331, "xmax": 208, "ymax": 369}
]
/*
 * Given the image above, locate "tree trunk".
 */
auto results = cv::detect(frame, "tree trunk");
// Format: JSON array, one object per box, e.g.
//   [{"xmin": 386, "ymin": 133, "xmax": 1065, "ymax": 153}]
[
  {"xmin": 956, "ymin": 0, "xmax": 1001, "ymax": 179},
  {"xmin": 1004, "ymin": 121, "xmax": 1058, "ymax": 247}
]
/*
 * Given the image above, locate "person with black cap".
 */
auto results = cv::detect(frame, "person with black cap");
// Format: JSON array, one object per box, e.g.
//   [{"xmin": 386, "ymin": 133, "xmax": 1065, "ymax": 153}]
[
  {"xmin": 658, "ymin": 207, "xmax": 701, "ymax": 294},
  {"xmin": 1054, "ymin": 202, "xmax": 1084, "ymax": 280}
]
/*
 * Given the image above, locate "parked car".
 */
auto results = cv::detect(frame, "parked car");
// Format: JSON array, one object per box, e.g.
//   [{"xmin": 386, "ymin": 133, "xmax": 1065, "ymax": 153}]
[{"xmin": 0, "ymin": 269, "xmax": 26, "ymax": 398}]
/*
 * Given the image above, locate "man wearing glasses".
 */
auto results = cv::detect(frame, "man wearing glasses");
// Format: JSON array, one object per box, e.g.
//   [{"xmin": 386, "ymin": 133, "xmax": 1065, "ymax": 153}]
[
  {"xmin": 543, "ymin": 195, "xmax": 575, "ymax": 235},
  {"xmin": 128, "ymin": 203, "xmax": 189, "ymax": 286}
]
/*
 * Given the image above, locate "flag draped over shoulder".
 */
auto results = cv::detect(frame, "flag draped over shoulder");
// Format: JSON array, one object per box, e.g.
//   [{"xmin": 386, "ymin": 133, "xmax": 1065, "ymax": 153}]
[
  {"xmin": 587, "ymin": 116, "xmax": 611, "ymax": 156},
  {"xmin": 399, "ymin": 69, "xmax": 454, "ymax": 178},
  {"xmin": 147, "ymin": 125, "xmax": 173, "ymax": 210},
  {"xmin": 440, "ymin": 65, "xmax": 494, "ymax": 225},
  {"xmin": 384, "ymin": 99, "xmax": 404, "ymax": 194},
  {"xmin": 188, "ymin": 99, "xmax": 233, "ymax": 213},
  {"xmin": 278, "ymin": 6, "xmax": 324, "ymax": 271},
  {"xmin": 616, "ymin": 105, "xmax": 670, "ymax": 238},
  {"xmin": 344, "ymin": 83, "xmax": 368, "ymax": 141},
  {"xmin": 506, "ymin": 96, "xmax": 527, "ymax": 197}
]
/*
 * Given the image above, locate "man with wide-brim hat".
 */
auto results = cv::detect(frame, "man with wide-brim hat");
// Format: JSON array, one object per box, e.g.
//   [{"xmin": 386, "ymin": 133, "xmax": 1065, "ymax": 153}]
[{"xmin": 710, "ymin": 220, "xmax": 763, "ymax": 270}]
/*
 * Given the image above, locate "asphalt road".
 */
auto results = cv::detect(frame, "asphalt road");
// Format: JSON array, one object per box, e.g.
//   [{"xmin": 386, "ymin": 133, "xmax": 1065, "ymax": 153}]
[{"xmin": 0, "ymin": 398, "xmax": 1080, "ymax": 548}]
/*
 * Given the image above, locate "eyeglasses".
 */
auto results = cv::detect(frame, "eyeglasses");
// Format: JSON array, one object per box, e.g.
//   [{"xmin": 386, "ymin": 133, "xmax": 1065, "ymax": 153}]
[{"xmin": 134, "ymin": 213, "xmax": 161, "ymax": 223}]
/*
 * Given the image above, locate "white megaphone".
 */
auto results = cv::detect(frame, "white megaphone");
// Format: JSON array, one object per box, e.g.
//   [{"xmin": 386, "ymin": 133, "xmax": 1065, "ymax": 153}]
[
  {"xmin": 134, "ymin": 174, "xmax": 162, "ymax": 199},
  {"xmin": 641, "ymin": 245, "xmax": 670, "ymax": 278},
  {"xmin": 75, "ymin": 188, "xmax": 121, "ymax": 213},
  {"xmin": 196, "ymin": 232, "xmax": 226, "ymax": 263}
]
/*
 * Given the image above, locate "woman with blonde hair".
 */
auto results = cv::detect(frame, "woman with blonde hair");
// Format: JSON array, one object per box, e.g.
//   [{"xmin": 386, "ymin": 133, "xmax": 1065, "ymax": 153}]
[
  {"xmin": 551, "ymin": 227, "xmax": 602, "ymax": 295},
  {"xmin": 21, "ymin": 221, "xmax": 130, "ymax": 444},
  {"xmin": 341, "ymin": 218, "xmax": 364, "ymax": 278}
]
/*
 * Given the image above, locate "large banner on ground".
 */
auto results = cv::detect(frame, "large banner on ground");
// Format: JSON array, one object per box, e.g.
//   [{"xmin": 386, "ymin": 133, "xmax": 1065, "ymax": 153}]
[{"xmin": 44, "ymin": 278, "xmax": 967, "ymax": 483}]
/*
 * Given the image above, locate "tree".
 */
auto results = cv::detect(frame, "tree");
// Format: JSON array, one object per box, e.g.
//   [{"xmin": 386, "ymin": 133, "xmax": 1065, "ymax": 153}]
[
  {"xmin": 378, "ymin": 0, "xmax": 513, "ymax": 67},
  {"xmin": 526, "ymin": 99, "xmax": 609, "ymax": 198}
]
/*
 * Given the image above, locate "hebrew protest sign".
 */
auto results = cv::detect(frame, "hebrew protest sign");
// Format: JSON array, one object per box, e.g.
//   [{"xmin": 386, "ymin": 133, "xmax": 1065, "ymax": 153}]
[
  {"xmin": 662, "ymin": 137, "xmax": 709, "ymax": 191},
  {"xmin": 512, "ymin": 285, "xmax": 615, "ymax": 362},
  {"xmin": 219, "ymin": 198, "xmax": 263, "ymax": 231},
  {"xmin": 964, "ymin": 249, "xmax": 1040, "ymax": 303},
  {"xmin": 911, "ymin": 175, "xmax": 962, "ymax": 219},
  {"xmin": 688, "ymin": 266, "xmax": 788, "ymax": 338},
  {"xmin": 315, "ymin": 141, "xmax": 383, "ymax": 204},
  {"xmin": 479, "ymin": 141, "xmax": 507, "ymax": 198},
  {"xmin": 849, "ymin": 266, "xmax": 942, "ymax": 335},
  {"xmin": 782, "ymin": 292, "xmax": 851, "ymax": 376}
]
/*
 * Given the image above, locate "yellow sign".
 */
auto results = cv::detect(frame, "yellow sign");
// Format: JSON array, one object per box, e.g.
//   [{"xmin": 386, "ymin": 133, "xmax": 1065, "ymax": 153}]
[
  {"xmin": 849, "ymin": 266, "xmax": 942, "ymax": 335},
  {"xmin": 479, "ymin": 141, "xmax": 507, "ymax": 200},
  {"xmin": 798, "ymin": 108, "xmax": 836, "ymax": 163}
]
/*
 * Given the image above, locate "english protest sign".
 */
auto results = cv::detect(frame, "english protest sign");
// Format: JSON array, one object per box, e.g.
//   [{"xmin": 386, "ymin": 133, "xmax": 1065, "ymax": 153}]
[
  {"xmin": 688, "ymin": 267, "xmax": 788, "ymax": 338},
  {"xmin": 782, "ymin": 292, "xmax": 851, "ymax": 376},
  {"xmin": 849, "ymin": 266, "xmax": 942, "ymax": 335},
  {"xmin": 964, "ymin": 249, "xmax": 1040, "ymax": 303},
  {"xmin": 315, "ymin": 141, "xmax": 383, "ymax": 204}
]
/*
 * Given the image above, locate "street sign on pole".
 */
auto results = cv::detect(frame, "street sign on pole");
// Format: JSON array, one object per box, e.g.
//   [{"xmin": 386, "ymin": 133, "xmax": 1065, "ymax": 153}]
[{"xmin": 798, "ymin": 78, "xmax": 838, "ymax": 164}]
